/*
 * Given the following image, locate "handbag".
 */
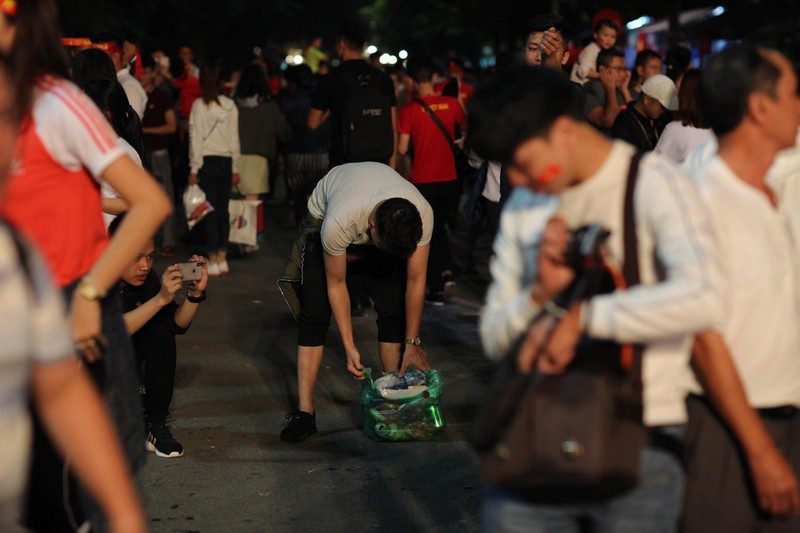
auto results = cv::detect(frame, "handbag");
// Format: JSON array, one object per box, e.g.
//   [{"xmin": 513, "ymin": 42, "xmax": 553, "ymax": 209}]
[
  {"xmin": 228, "ymin": 199, "xmax": 263, "ymax": 246},
  {"xmin": 472, "ymin": 153, "xmax": 646, "ymax": 502},
  {"xmin": 415, "ymin": 98, "xmax": 473, "ymax": 182}
]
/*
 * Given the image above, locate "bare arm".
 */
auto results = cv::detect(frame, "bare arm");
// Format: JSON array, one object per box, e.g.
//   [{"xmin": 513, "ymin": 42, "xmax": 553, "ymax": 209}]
[
  {"xmin": 399, "ymin": 244, "xmax": 430, "ymax": 374},
  {"xmin": 102, "ymin": 197, "xmax": 129, "ymax": 216},
  {"xmin": 389, "ymin": 106, "xmax": 398, "ymax": 169},
  {"xmin": 142, "ymin": 109, "xmax": 177, "ymax": 135},
  {"xmin": 324, "ymin": 252, "xmax": 364, "ymax": 378},
  {"xmin": 397, "ymin": 133, "xmax": 411, "ymax": 157},
  {"xmin": 692, "ymin": 331, "xmax": 800, "ymax": 516},
  {"xmin": 307, "ymin": 108, "xmax": 328, "ymax": 130},
  {"xmin": 32, "ymin": 359, "xmax": 147, "ymax": 532}
]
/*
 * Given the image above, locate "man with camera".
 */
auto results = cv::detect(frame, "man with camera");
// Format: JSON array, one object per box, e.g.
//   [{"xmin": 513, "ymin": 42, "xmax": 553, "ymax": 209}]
[
  {"xmin": 110, "ymin": 215, "xmax": 208, "ymax": 458},
  {"xmin": 469, "ymin": 67, "xmax": 721, "ymax": 531}
]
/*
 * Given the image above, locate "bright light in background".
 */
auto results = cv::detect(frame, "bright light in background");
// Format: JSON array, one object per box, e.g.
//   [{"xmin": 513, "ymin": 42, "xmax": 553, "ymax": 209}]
[
  {"xmin": 294, "ymin": 55, "xmax": 303, "ymax": 64},
  {"xmin": 626, "ymin": 16, "xmax": 652, "ymax": 30},
  {"xmin": 398, "ymin": 50, "xmax": 408, "ymax": 59},
  {"xmin": 388, "ymin": 55, "xmax": 398, "ymax": 65},
  {"xmin": 285, "ymin": 55, "xmax": 295, "ymax": 64},
  {"xmin": 712, "ymin": 5, "xmax": 725, "ymax": 16},
  {"xmin": 367, "ymin": 45, "xmax": 378, "ymax": 54},
  {"xmin": 253, "ymin": 46, "xmax": 262, "ymax": 57},
  {"xmin": 379, "ymin": 53, "xmax": 390, "ymax": 65}
]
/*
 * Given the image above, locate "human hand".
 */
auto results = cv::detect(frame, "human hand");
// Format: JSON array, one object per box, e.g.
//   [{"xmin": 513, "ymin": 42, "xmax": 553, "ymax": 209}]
[
  {"xmin": 399, "ymin": 344, "xmax": 430, "ymax": 376},
  {"xmin": 70, "ymin": 293, "xmax": 106, "ymax": 362},
  {"xmin": 537, "ymin": 304, "xmax": 582, "ymax": 374},
  {"xmin": 188, "ymin": 173, "xmax": 198, "ymax": 185},
  {"xmin": 748, "ymin": 444, "xmax": 800, "ymax": 516},
  {"xmin": 540, "ymin": 27, "xmax": 564, "ymax": 68},
  {"xmin": 189, "ymin": 255, "xmax": 208, "ymax": 294},
  {"xmin": 622, "ymin": 69, "xmax": 632, "ymax": 88},
  {"xmin": 158, "ymin": 264, "xmax": 183, "ymax": 305},
  {"xmin": 600, "ymin": 67, "xmax": 616, "ymax": 91},
  {"xmin": 232, "ymin": 173, "xmax": 240, "ymax": 186},
  {"xmin": 536, "ymin": 217, "xmax": 575, "ymax": 300},
  {"xmin": 346, "ymin": 346, "xmax": 366, "ymax": 380},
  {"xmin": 517, "ymin": 314, "xmax": 556, "ymax": 373}
]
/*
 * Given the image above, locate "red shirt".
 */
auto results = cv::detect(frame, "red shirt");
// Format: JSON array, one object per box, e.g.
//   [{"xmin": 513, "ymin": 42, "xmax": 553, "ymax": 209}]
[
  {"xmin": 2, "ymin": 77, "xmax": 123, "ymax": 287},
  {"xmin": 173, "ymin": 75, "xmax": 202, "ymax": 120},
  {"xmin": 397, "ymin": 95, "xmax": 466, "ymax": 184}
]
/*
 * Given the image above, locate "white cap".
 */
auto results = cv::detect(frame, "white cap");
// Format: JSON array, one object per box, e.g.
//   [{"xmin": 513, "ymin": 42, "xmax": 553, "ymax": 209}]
[{"xmin": 641, "ymin": 74, "xmax": 679, "ymax": 111}]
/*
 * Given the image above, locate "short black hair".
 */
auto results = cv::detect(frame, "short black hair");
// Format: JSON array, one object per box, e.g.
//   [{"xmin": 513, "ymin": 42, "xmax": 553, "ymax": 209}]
[
  {"xmin": 236, "ymin": 63, "xmax": 269, "ymax": 100},
  {"xmin": 285, "ymin": 64, "xmax": 314, "ymax": 90},
  {"xmin": 466, "ymin": 66, "xmax": 582, "ymax": 163},
  {"xmin": 635, "ymin": 49, "xmax": 662, "ymax": 69},
  {"xmin": 527, "ymin": 13, "xmax": 571, "ymax": 50},
  {"xmin": 406, "ymin": 55, "xmax": 435, "ymax": 84},
  {"xmin": 665, "ymin": 46, "xmax": 692, "ymax": 81},
  {"xmin": 699, "ymin": 44, "xmax": 782, "ymax": 137},
  {"xmin": 337, "ymin": 20, "xmax": 366, "ymax": 51},
  {"xmin": 593, "ymin": 18, "xmax": 618, "ymax": 34},
  {"xmin": 107, "ymin": 212, "xmax": 125, "ymax": 237},
  {"xmin": 140, "ymin": 53, "xmax": 156, "ymax": 71},
  {"xmin": 374, "ymin": 198, "xmax": 423, "ymax": 258},
  {"xmin": 71, "ymin": 48, "xmax": 116, "ymax": 88},
  {"xmin": 596, "ymin": 47, "xmax": 625, "ymax": 70}
]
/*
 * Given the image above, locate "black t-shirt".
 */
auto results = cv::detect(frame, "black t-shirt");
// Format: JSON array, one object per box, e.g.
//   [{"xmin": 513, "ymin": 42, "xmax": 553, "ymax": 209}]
[
  {"xmin": 142, "ymin": 88, "xmax": 173, "ymax": 152},
  {"xmin": 120, "ymin": 271, "xmax": 188, "ymax": 364},
  {"xmin": 611, "ymin": 105, "xmax": 659, "ymax": 152},
  {"xmin": 310, "ymin": 59, "xmax": 397, "ymax": 167},
  {"xmin": 281, "ymin": 88, "xmax": 330, "ymax": 154}
]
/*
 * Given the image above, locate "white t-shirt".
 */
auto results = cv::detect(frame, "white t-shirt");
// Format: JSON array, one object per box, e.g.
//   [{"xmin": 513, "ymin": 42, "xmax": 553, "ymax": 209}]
[
  {"xmin": 481, "ymin": 161, "xmax": 502, "ymax": 203},
  {"xmin": 654, "ymin": 121, "xmax": 715, "ymax": 164},
  {"xmin": 481, "ymin": 142, "xmax": 721, "ymax": 425},
  {"xmin": 0, "ymin": 226, "xmax": 73, "ymax": 506},
  {"xmin": 101, "ymin": 138, "xmax": 142, "ymax": 228},
  {"xmin": 570, "ymin": 42, "xmax": 601, "ymax": 86},
  {"xmin": 689, "ymin": 156, "xmax": 800, "ymax": 406},
  {"xmin": 307, "ymin": 162, "xmax": 434, "ymax": 256},
  {"xmin": 117, "ymin": 68, "xmax": 147, "ymax": 119}
]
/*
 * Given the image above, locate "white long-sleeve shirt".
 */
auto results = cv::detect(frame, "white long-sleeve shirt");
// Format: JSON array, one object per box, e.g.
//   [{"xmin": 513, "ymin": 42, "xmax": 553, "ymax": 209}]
[
  {"xmin": 188, "ymin": 95, "xmax": 240, "ymax": 175},
  {"xmin": 480, "ymin": 141, "xmax": 722, "ymax": 425}
]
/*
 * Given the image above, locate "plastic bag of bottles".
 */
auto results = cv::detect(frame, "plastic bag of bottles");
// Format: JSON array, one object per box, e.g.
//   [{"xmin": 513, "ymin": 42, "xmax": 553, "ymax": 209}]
[{"xmin": 360, "ymin": 368, "xmax": 446, "ymax": 442}]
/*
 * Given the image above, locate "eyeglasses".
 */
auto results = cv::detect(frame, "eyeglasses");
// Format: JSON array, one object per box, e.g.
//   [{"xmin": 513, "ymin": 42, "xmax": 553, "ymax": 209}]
[{"xmin": 607, "ymin": 66, "xmax": 628, "ymax": 73}]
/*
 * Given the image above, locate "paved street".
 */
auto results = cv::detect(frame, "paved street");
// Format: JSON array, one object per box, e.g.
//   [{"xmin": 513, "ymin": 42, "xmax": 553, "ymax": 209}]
[{"xmin": 137, "ymin": 200, "xmax": 498, "ymax": 532}]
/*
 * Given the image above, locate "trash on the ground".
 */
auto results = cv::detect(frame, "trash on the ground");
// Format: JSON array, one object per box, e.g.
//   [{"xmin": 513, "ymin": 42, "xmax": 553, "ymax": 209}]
[{"xmin": 360, "ymin": 368, "xmax": 446, "ymax": 442}]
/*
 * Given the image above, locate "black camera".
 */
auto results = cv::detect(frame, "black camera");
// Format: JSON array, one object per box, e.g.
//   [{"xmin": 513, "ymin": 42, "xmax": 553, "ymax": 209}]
[{"xmin": 563, "ymin": 224, "xmax": 611, "ymax": 270}]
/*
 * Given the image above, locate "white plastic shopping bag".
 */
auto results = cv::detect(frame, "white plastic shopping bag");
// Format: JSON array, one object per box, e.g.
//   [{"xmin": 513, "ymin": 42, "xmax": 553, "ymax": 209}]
[{"xmin": 183, "ymin": 184, "xmax": 214, "ymax": 230}]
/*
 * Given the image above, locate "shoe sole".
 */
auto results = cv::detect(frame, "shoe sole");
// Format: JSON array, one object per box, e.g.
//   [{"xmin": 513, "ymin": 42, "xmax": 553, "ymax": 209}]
[
  {"xmin": 279, "ymin": 428, "xmax": 317, "ymax": 443},
  {"xmin": 146, "ymin": 440, "xmax": 184, "ymax": 458}
]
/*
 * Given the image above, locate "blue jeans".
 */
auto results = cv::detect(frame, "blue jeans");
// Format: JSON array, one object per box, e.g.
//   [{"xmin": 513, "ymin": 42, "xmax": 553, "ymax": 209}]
[{"xmin": 482, "ymin": 425, "xmax": 685, "ymax": 533}]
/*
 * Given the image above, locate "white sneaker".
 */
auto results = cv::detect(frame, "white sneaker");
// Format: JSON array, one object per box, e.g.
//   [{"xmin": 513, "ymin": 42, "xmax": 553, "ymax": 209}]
[
  {"xmin": 208, "ymin": 261, "xmax": 221, "ymax": 277},
  {"xmin": 218, "ymin": 260, "xmax": 230, "ymax": 275}
]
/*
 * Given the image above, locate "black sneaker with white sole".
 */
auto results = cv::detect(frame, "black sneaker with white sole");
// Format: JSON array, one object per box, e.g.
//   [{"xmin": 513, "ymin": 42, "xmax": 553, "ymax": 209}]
[
  {"xmin": 280, "ymin": 410, "xmax": 317, "ymax": 443},
  {"xmin": 146, "ymin": 423, "xmax": 184, "ymax": 458}
]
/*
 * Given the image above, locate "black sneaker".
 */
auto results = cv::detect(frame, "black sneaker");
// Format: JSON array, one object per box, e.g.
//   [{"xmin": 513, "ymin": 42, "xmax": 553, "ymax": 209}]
[
  {"xmin": 146, "ymin": 423, "xmax": 184, "ymax": 458},
  {"xmin": 280, "ymin": 410, "xmax": 317, "ymax": 443}
]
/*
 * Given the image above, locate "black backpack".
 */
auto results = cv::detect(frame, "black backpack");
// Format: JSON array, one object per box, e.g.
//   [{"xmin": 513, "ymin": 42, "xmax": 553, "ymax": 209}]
[{"xmin": 338, "ymin": 70, "xmax": 394, "ymax": 162}]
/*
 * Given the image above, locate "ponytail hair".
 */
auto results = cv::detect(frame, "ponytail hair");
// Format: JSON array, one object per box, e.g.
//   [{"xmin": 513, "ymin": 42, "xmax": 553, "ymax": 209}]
[{"xmin": 83, "ymin": 78, "xmax": 147, "ymax": 165}]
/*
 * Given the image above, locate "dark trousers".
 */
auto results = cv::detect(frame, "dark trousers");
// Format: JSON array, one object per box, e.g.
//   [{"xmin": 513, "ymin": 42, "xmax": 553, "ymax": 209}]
[
  {"xmin": 465, "ymin": 197, "xmax": 502, "ymax": 257},
  {"xmin": 198, "ymin": 155, "xmax": 233, "ymax": 254},
  {"xmin": 134, "ymin": 331, "xmax": 177, "ymax": 425},
  {"xmin": 415, "ymin": 180, "xmax": 460, "ymax": 294},
  {"xmin": 683, "ymin": 394, "xmax": 800, "ymax": 532},
  {"xmin": 297, "ymin": 233, "xmax": 406, "ymax": 347}
]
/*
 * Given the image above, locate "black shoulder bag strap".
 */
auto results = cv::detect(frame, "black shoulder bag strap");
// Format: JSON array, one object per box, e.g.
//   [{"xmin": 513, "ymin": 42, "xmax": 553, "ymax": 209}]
[
  {"xmin": 415, "ymin": 98, "xmax": 455, "ymax": 149},
  {"xmin": 471, "ymin": 151, "xmax": 645, "ymax": 453},
  {"xmin": 623, "ymin": 151, "xmax": 644, "ymax": 382}
]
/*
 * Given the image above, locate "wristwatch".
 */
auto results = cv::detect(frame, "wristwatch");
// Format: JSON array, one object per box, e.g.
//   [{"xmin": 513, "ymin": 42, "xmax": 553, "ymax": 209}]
[
  {"xmin": 404, "ymin": 336, "xmax": 421, "ymax": 347},
  {"xmin": 77, "ymin": 276, "xmax": 107, "ymax": 301},
  {"xmin": 186, "ymin": 290, "xmax": 206, "ymax": 304}
]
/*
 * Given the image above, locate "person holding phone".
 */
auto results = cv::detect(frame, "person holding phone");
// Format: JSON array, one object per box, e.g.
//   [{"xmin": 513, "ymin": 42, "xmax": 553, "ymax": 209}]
[{"xmin": 109, "ymin": 215, "xmax": 208, "ymax": 458}]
